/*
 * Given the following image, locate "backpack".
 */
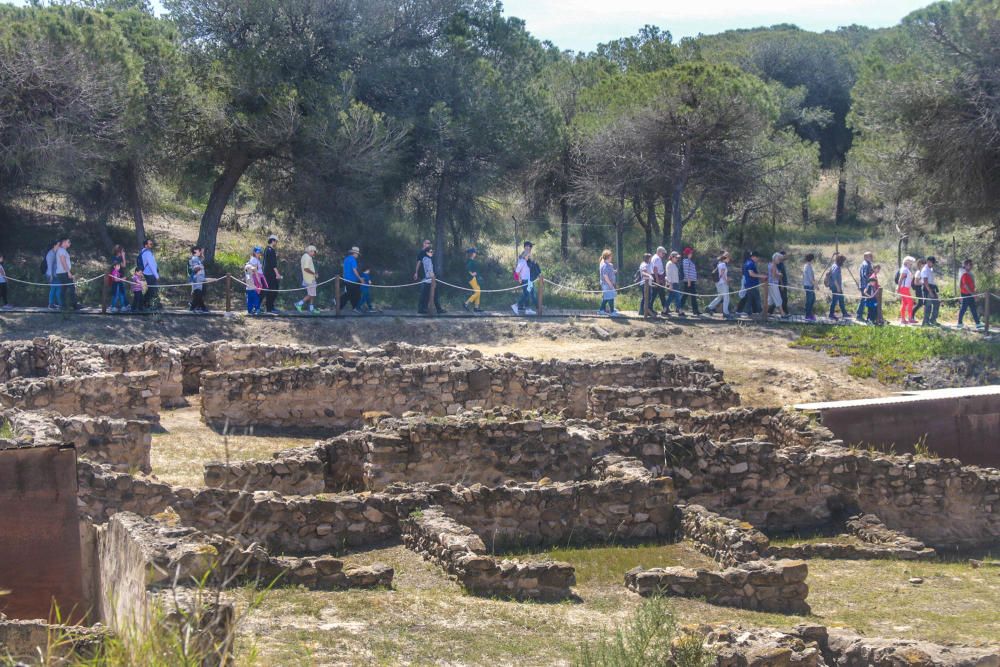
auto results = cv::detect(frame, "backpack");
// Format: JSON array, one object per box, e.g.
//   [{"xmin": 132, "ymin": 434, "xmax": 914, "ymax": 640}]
[
  {"xmin": 711, "ymin": 265, "xmax": 720, "ymax": 282},
  {"xmin": 823, "ymin": 269, "xmax": 833, "ymax": 289},
  {"xmin": 512, "ymin": 267, "xmax": 520, "ymax": 283},
  {"xmin": 136, "ymin": 248, "xmax": 148, "ymax": 273},
  {"xmin": 40, "ymin": 251, "xmax": 49, "ymax": 276}
]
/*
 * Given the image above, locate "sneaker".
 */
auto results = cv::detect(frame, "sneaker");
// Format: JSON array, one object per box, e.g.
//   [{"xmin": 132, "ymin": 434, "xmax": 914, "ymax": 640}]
[
  {"xmin": 1, "ymin": 304, "xmax": 13, "ymax": 310},
  {"xmin": 73, "ymin": 303, "xmax": 83, "ymax": 310},
  {"xmin": 597, "ymin": 310, "xmax": 607, "ymax": 316},
  {"xmin": 706, "ymin": 307, "xmax": 716, "ymax": 315},
  {"xmin": 829, "ymin": 315, "xmax": 839, "ymax": 321},
  {"xmin": 610, "ymin": 310, "xmax": 622, "ymax": 317},
  {"xmin": 353, "ymin": 307, "xmax": 365, "ymax": 315},
  {"xmin": 295, "ymin": 302, "xmax": 303, "ymax": 312},
  {"xmin": 525, "ymin": 308, "xmax": 537, "ymax": 315},
  {"xmin": 48, "ymin": 303, "xmax": 58, "ymax": 310},
  {"xmin": 957, "ymin": 323, "xmax": 965, "ymax": 329},
  {"xmin": 463, "ymin": 302, "xmax": 471, "ymax": 312},
  {"xmin": 436, "ymin": 309, "xmax": 446, "ymax": 314},
  {"xmin": 805, "ymin": 315, "xmax": 816, "ymax": 322},
  {"xmin": 474, "ymin": 308, "xmax": 484, "ymax": 313},
  {"xmin": 511, "ymin": 304, "xmax": 520, "ymax": 315},
  {"xmin": 975, "ymin": 323, "xmax": 985, "ymax": 330}
]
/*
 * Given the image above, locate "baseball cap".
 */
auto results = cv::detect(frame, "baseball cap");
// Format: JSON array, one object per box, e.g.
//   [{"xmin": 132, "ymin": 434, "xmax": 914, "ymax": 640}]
[
  {"xmin": 467, "ymin": 247, "xmax": 477, "ymax": 254},
  {"xmin": 267, "ymin": 235, "xmax": 278, "ymax": 242},
  {"xmin": 350, "ymin": 246, "xmax": 360, "ymax": 254}
]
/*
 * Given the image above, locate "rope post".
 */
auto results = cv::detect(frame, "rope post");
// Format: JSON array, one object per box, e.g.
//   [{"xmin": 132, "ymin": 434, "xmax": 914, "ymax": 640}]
[
  {"xmin": 429, "ymin": 276, "xmax": 437, "ymax": 317},
  {"xmin": 334, "ymin": 276, "xmax": 341, "ymax": 317},
  {"xmin": 537, "ymin": 277, "xmax": 544, "ymax": 316},
  {"xmin": 225, "ymin": 275, "xmax": 232, "ymax": 312},
  {"xmin": 642, "ymin": 282, "xmax": 650, "ymax": 318},
  {"xmin": 760, "ymin": 276, "xmax": 769, "ymax": 323},
  {"xmin": 100, "ymin": 274, "xmax": 108, "ymax": 314},
  {"xmin": 876, "ymin": 286, "xmax": 883, "ymax": 325},
  {"xmin": 985, "ymin": 292, "xmax": 992, "ymax": 334}
]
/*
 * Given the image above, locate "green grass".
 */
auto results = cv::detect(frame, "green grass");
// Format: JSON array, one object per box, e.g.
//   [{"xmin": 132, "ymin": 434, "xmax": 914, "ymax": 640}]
[
  {"xmin": 0, "ymin": 419, "xmax": 14, "ymax": 439},
  {"xmin": 791, "ymin": 324, "xmax": 1000, "ymax": 383}
]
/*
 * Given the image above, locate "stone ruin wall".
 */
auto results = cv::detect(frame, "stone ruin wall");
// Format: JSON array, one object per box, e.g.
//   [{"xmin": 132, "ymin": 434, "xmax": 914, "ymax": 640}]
[{"xmin": 0, "ymin": 371, "xmax": 161, "ymax": 422}]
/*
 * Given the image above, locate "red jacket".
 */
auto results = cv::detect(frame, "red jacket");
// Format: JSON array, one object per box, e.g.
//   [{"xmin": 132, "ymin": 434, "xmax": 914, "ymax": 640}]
[{"xmin": 960, "ymin": 271, "xmax": 975, "ymax": 295}]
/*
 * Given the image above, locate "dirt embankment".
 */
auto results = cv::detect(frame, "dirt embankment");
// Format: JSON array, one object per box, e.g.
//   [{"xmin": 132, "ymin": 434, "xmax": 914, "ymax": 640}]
[{"xmin": 0, "ymin": 312, "xmax": 887, "ymax": 407}]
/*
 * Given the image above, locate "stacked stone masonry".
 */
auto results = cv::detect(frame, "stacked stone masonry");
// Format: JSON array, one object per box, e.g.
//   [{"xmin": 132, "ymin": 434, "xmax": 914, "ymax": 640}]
[{"xmin": 401, "ymin": 507, "xmax": 575, "ymax": 601}]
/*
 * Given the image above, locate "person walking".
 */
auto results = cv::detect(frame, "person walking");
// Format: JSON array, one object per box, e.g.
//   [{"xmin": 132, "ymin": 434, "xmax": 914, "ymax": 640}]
[
  {"xmin": 55, "ymin": 238, "xmax": 80, "ymax": 310},
  {"xmin": 130, "ymin": 267, "xmax": 146, "ymax": 312},
  {"xmin": 801, "ymin": 254, "xmax": 817, "ymax": 321},
  {"xmin": 138, "ymin": 238, "xmax": 160, "ymax": 310},
  {"xmin": 295, "ymin": 245, "xmax": 319, "ymax": 313},
  {"xmin": 911, "ymin": 258, "xmax": 926, "ymax": 323},
  {"xmin": 827, "ymin": 254, "xmax": 849, "ymax": 320},
  {"xmin": 0, "ymin": 253, "xmax": 9, "ymax": 310},
  {"xmin": 357, "ymin": 267, "xmax": 376, "ymax": 312},
  {"xmin": 412, "ymin": 239, "xmax": 431, "ymax": 282},
  {"xmin": 45, "ymin": 241, "xmax": 62, "ymax": 309},
  {"xmin": 463, "ymin": 247, "xmax": 482, "ymax": 313},
  {"xmin": 664, "ymin": 251, "xmax": 683, "ymax": 315},
  {"xmin": 706, "ymin": 251, "xmax": 732, "ymax": 318},
  {"xmin": 109, "ymin": 258, "xmax": 128, "ymax": 313},
  {"xmin": 597, "ymin": 249, "xmax": 619, "ymax": 316},
  {"xmin": 767, "ymin": 253, "xmax": 786, "ymax": 317},
  {"xmin": 339, "ymin": 246, "xmax": 364, "ymax": 314},
  {"xmin": 862, "ymin": 264, "xmax": 882, "ymax": 324},
  {"xmin": 263, "ymin": 235, "xmax": 283, "ymax": 314},
  {"xmin": 244, "ymin": 247, "xmax": 267, "ymax": 315},
  {"xmin": 418, "ymin": 247, "xmax": 445, "ymax": 315},
  {"xmin": 855, "ymin": 251, "xmax": 874, "ymax": 321},
  {"xmin": 778, "ymin": 251, "xmax": 790, "ymax": 314},
  {"xmin": 736, "ymin": 251, "xmax": 764, "ymax": 315},
  {"xmin": 652, "ymin": 246, "xmax": 669, "ymax": 314},
  {"xmin": 680, "ymin": 247, "xmax": 700, "ymax": 316},
  {"xmin": 897, "ymin": 256, "xmax": 916, "ymax": 325},
  {"xmin": 189, "ymin": 246, "xmax": 208, "ymax": 313},
  {"xmin": 638, "ymin": 252, "xmax": 654, "ymax": 316},
  {"xmin": 921, "ymin": 256, "xmax": 939, "ymax": 326},
  {"xmin": 768, "ymin": 251, "xmax": 788, "ymax": 315},
  {"xmin": 957, "ymin": 259, "xmax": 983, "ymax": 329},
  {"xmin": 512, "ymin": 241, "xmax": 536, "ymax": 316}
]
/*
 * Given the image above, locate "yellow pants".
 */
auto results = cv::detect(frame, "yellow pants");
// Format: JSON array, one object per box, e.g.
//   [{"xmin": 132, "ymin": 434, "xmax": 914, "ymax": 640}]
[{"xmin": 466, "ymin": 277, "xmax": 481, "ymax": 307}]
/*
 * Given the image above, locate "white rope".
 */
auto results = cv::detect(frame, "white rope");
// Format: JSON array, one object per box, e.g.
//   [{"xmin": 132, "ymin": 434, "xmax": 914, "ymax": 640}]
[
  {"xmin": 4, "ymin": 273, "xmax": 106, "ymax": 287},
  {"xmin": 435, "ymin": 279, "xmax": 524, "ymax": 294}
]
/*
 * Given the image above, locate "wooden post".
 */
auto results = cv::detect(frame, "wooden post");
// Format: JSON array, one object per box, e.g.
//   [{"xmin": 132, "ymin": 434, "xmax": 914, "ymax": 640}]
[
  {"xmin": 334, "ymin": 276, "xmax": 341, "ymax": 317},
  {"xmin": 428, "ymin": 276, "xmax": 436, "ymax": 317},
  {"xmin": 876, "ymin": 286, "xmax": 883, "ymax": 325},
  {"xmin": 760, "ymin": 276, "xmax": 769, "ymax": 323},
  {"xmin": 100, "ymin": 274, "xmax": 108, "ymax": 314},
  {"xmin": 643, "ymin": 282, "xmax": 650, "ymax": 318},
  {"xmin": 985, "ymin": 292, "xmax": 991, "ymax": 334},
  {"xmin": 537, "ymin": 277, "xmax": 544, "ymax": 316},
  {"xmin": 225, "ymin": 275, "xmax": 232, "ymax": 312}
]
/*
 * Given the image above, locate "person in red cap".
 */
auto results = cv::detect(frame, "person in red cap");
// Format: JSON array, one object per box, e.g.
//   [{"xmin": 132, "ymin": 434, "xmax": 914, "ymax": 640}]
[{"xmin": 680, "ymin": 246, "xmax": 700, "ymax": 316}]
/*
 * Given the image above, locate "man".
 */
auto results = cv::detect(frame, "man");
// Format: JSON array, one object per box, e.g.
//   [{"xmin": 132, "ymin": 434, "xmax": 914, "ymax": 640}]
[
  {"xmin": 736, "ymin": 251, "xmax": 764, "ymax": 315},
  {"xmin": 54, "ymin": 238, "xmax": 80, "ymax": 310},
  {"xmin": 139, "ymin": 238, "xmax": 160, "ymax": 310},
  {"xmin": 664, "ymin": 251, "xmax": 683, "ymax": 315},
  {"xmin": 263, "ymin": 235, "xmax": 282, "ymax": 314},
  {"xmin": 412, "ymin": 239, "xmax": 431, "ymax": 282},
  {"xmin": 679, "ymin": 247, "xmax": 700, "ymax": 316},
  {"xmin": 463, "ymin": 247, "xmax": 482, "ymax": 313},
  {"xmin": 957, "ymin": 258, "xmax": 984, "ymax": 330},
  {"xmin": 652, "ymin": 246, "xmax": 668, "ymax": 315},
  {"xmin": 339, "ymin": 246, "xmax": 364, "ymax": 314},
  {"xmin": 855, "ymin": 251, "xmax": 874, "ymax": 321},
  {"xmin": 189, "ymin": 246, "xmax": 208, "ymax": 312},
  {"xmin": 921, "ymin": 256, "xmax": 939, "ymax": 326},
  {"xmin": 418, "ymin": 247, "xmax": 445, "ymax": 315},
  {"xmin": 295, "ymin": 245, "xmax": 319, "ymax": 314}
]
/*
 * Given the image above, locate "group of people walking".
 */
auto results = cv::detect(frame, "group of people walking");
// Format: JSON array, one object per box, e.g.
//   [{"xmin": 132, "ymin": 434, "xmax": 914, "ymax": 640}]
[{"xmin": 0, "ymin": 237, "xmax": 990, "ymax": 330}]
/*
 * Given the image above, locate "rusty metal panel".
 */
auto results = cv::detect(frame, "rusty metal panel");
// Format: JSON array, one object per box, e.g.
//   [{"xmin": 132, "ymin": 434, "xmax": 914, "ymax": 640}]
[{"xmin": 0, "ymin": 445, "xmax": 86, "ymax": 623}]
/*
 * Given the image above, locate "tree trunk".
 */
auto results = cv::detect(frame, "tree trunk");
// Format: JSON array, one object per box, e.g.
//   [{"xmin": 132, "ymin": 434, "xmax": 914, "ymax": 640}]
[
  {"xmin": 801, "ymin": 196, "xmax": 810, "ymax": 227},
  {"xmin": 835, "ymin": 163, "xmax": 847, "ymax": 226},
  {"xmin": 125, "ymin": 163, "xmax": 147, "ymax": 248},
  {"xmin": 433, "ymin": 172, "xmax": 448, "ymax": 275},
  {"xmin": 661, "ymin": 191, "xmax": 672, "ymax": 250},
  {"xmin": 559, "ymin": 196, "xmax": 569, "ymax": 260},
  {"xmin": 738, "ymin": 208, "xmax": 750, "ymax": 250},
  {"xmin": 646, "ymin": 197, "xmax": 658, "ymax": 253},
  {"xmin": 197, "ymin": 150, "xmax": 253, "ymax": 264},
  {"xmin": 616, "ymin": 189, "xmax": 626, "ymax": 264},
  {"xmin": 671, "ymin": 179, "xmax": 685, "ymax": 252}
]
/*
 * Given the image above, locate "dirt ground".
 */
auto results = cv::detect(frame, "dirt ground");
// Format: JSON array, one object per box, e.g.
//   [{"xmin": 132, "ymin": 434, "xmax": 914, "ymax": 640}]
[{"xmin": 0, "ymin": 312, "xmax": 888, "ymax": 407}]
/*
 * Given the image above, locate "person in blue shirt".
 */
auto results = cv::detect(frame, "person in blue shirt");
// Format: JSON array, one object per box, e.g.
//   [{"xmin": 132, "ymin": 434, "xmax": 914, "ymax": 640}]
[
  {"xmin": 827, "ymin": 254, "xmax": 849, "ymax": 320},
  {"xmin": 339, "ymin": 246, "xmax": 364, "ymax": 314},
  {"xmin": 357, "ymin": 267, "xmax": 376, "ymax": 312},
  {"xmin": 735, "ymin": 251, "xmax": 764, "ymax": 315}
]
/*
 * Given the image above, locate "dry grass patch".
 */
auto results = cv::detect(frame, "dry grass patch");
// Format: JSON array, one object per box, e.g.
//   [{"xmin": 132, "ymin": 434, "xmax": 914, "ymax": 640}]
[{"xmin": 151, "ymin": 399, "xmax": 317, "ymax": 487}]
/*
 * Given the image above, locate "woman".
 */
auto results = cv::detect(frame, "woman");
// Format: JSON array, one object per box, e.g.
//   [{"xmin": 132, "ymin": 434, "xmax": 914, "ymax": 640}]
[
  {"xmin": 512, "ymin": 241, "xmax": 536, "ymax": 316},
  {"xmin": 911, "ymin": 258, "xmax": 926, "ymax": 323},
  {"xmin": 767, "ymin": 252, "xmax": 786, "ymax": 317},
  {"xmin": 828, "ymin": 254, "xmax": 849, "ymax": 320},
  {"xmin": 802, "ymin": 253, "xmax": 816, "ymax": 321},
  {"xmin": 897, "ymin": 256, "xmax": 915, "ymax": 325},
  {"xmin": 598, "ymin": 249, "xmax": 619, "ymax": 316},
  {"xmin": 706, "ymin": 251, "xmax": 731, "ymax": 318},
  {"xmin": 46, "ymin": 240, "xmax": 62, "ymax": 309}
]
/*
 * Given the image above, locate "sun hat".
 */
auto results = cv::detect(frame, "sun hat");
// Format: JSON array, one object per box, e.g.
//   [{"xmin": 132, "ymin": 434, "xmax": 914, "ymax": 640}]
[
  {"xmin": 306, "ymin": 245, "xmax": 317, "ymax": 253},
  {"xmin": 350, "ymin": 246, "xmax": 360, "ymax": 254}
]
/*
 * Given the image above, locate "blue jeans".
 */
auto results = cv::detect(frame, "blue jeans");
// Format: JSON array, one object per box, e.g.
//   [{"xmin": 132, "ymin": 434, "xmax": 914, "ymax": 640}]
[
  {"xmin": 49, "ymin": 277, "xmax": 62, "ymax": 307},
  {"xmin": 829, "ymin": 293, "xmax": 848, "ymax": 318},
  {"xmin": 111, "ymin": 283, "xmax": 127, "ymax": 309},
  {"xmin": 599, "ymin": 298, "xmax": 615, "ymax": 313},
  {"xmin": 958, "ymin": 295, "xmax": 979, "ymax": 325},
  {"xmin": 856, "ymin": 291, "xmax": 867, "ymax": 319},
  {"xmin": 804, "ymin": 287, "xmax": 815, "ymax": 318},
  {"xmin": 246, "ymin": 290, "xmax": 261, "ymax": 313},
  {"xmin": 665, "ymin": 283, "xmax": 683, "ymax": 312},
  {"xmin": 923, "ymin": 287, "xmax": 940, "ymax": 324},
  {"xmin": 358, "ymin": 288, "xmax": 372, "ymax": 310},
  {"xmin": 516, "ymin": 280, "xmax": 533, "ymax": 311}
]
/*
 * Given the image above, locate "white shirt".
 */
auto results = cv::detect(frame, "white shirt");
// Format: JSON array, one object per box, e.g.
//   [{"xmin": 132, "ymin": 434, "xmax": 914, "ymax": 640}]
[
  {"xmin": 665, "ymin": 260, "xmax": 679, "ymax": 284},
  {"xmin": 141, "ymin": 248, "xmax": 159, "ymax": 279},
  {"xmin": 716, "ymin": 261, "xmax": 728, "ymax": 284},
  {"xmin": 639, "ymin": 261, "xmax": 652, "ymax": 284},
  {"xmin": 920, "ymin": 265, "xmax": 936, "ymax": 286},
  {"xmin": 515, "ymin": 257, "xmax": 530, "ymax": 283},
  {"xmin": 56, "ymin": 247, "xmax": 71, "ymax": 273},
  {"xmin": 898, "ymin": 266, "xmax": 913, "ymax": 288},
  {"xmin": 651, "ymin": 254, "xmax": 665, "ymax": 280}
]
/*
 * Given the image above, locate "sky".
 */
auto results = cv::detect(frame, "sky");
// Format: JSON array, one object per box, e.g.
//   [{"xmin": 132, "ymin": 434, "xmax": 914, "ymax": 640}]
[
  {"xmin": 500, "ymin": 0, "xmax": 934, "ymax": 52},
  {"xmin": 8, "ymin": 0, "xmax": 934, "ymax": 53}
]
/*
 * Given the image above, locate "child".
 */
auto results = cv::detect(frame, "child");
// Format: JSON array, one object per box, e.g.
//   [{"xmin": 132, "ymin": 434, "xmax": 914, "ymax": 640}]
[
  {"xmin": 957, "ymin": 259, "xmax": 983, "ymax": 329},
  {"xmin": 0, "ymin": 254, "xmax": 10, "ymax": 310},
  {"xmin": 189, "ymin": 246, "xmax": 208, "ymax": 313},
  {"xmin": 109, "ymin": 259, "xmax": 128, "ymax": 312},
  {"xmin": 244, "ymin": 247, "xmax": 266, "ymax": 315},
  {"xmin": 357, "ymin": 267, "xmax": 375, "ymax": 312},
  {"xmin": 911, "ymin": 258, "xmax": 926, "ymax": 322},
  {"xmin": 863, "ymin": 264, "xmax": 882, "ymax": 324},
  {"xmin": 130, "ymin": 267, "xmax": 146, "ymax": 312}
]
